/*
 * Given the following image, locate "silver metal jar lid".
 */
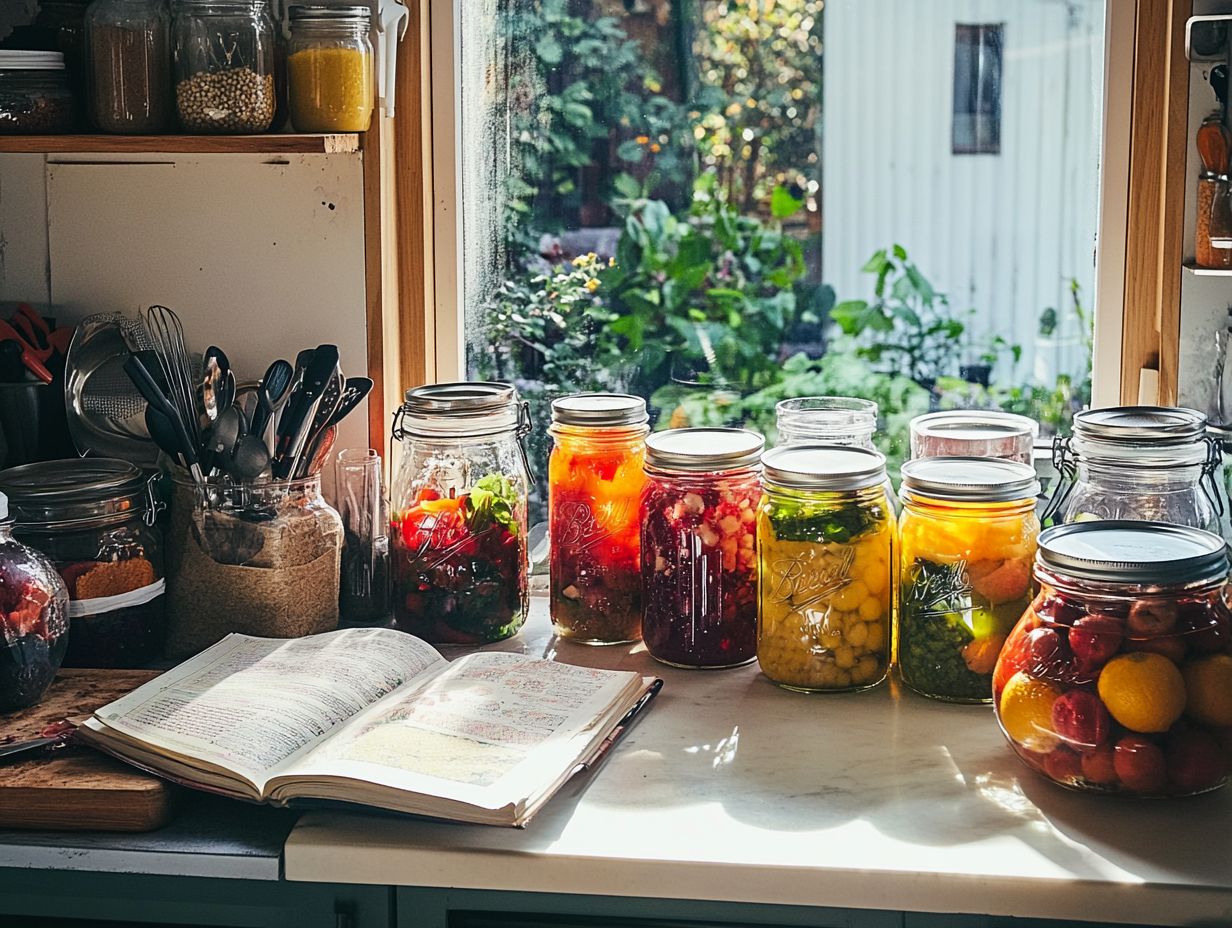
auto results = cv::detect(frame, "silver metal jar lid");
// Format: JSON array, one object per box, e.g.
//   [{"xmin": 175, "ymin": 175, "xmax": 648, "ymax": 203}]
[
  {"xmin": 1038, "ymin": 520, "xmax": 1229, "ymax": 585},
  {"xmin": 1073, "ymin": 406, "xmax": 1207, "ymax": 444},
  {"xmin": 0, "ymin": 51, "xmax": 66, "ymax": 71},
  {"xmin": 551, "ymin": 393, "xmax": 648, "ymax": 428},
  {"xmin": 396, "ymin": 381, "xmax": 525, "ymax": 438},
  {"xmin": 644, "ymin": 428, "xmax": 764, "ymax": 473},
  {"xmin": 0, "ymin": 458, "xmax": 150, "ymax": 530},
  {"xmin": 762, "ymin": 444, "xmax": 886, "ymax": 492},
  {"xmin": 289, "ymin": 5, "xmax": 370, "ymax": 21},
  {"xmin": 900, "ymin": 456, "xmax": 1040, "ymax": 503}
]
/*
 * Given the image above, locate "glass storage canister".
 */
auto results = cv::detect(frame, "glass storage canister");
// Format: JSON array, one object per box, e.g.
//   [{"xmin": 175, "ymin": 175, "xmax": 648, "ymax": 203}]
[
  {"xmin": 287, "ymin": 4, "xmax": 373, "ymax": 132},
  {"xmin": 0, "ymin": 459, "xmax": 164, "ymax": 669},
  {"xmin": 775, "ymin": 396, "xmax": 878, "ymax": 448},
  {"xmin": 86, "ymin": 0, "xmax": 172, "ymax": 133},
  {"xmin": 1045, "ymin": 406, "xmax": 1224, "ymax": 532},
  {"xmin": 164, "ymin": 474, "xmax": 342, "ymax": 658},
  {"xmin": 757, "ymin": 445, "xmax": 895, "ymax": 692},
  {"xmin": 640, "ymin": 428, "xmax": 763, "ymax": 668},
  {"xmin": 172, "ymin": 0, "xmax": 276, "ymax": 132},
  {"xmin": 1196, "ymin": 171, "xmax": 1232, "ymax": 270},
  {"xmin": 910, "ymin": 410, "xmax": 1038, "ymax": 465},
  {"xmin": 548, "ymin": 393, "xmax": 648, "ymax": 645},
  {"xmin": 390, "ymin": 382, "xmax": 532, "ymax": 645},
  {"xmin": 33, "ymin": 0, "xmax": 91, "ymax": 102},
  {"xmin": 898, "ymin": 457, "xmax": 1041, "ymax": 703},
  {"xmin": 0, "ymin": 491, "xmax": 70, "ymax": 711},
  {"xmin": 993, "ymin": 521, "xmax": 1232, "ymax": 797},
  {"xmin": 0, "ymin": 51, "xmax": 77, "ymax": 134}
]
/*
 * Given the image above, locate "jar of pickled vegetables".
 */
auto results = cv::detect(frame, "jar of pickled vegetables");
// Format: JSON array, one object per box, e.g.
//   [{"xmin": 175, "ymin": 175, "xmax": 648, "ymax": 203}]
[
  {"xmin": 390, "ymin": 383, "xmax": 532, "ymax": 645},
  {"xmin": 757, "ymin": 445, "xmax": 895, "ymax": 692},
  {"xmin": 640, "ymin": 428, "xmax": 763, "ymax": 668},
  {"xmin": 548, "ymin": 394, "xmax": 648, "ymax": 645},
  {"xmin": 994, "ymin": 521, "xmax": 1231, "ymax": 797},
  {"xmin": 898, "ymin": 457, "xmax": 1041, "ymax": 702}
]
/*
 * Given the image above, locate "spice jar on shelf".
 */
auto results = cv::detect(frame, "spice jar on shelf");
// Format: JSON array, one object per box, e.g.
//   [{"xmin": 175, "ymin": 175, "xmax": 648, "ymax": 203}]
[
  {"xmin": 1196, "ymin": 172, "xmax": 1232, "ymax": 270},
  {"xmin": 172, "ymin": 0, "xmax": 276, "ymax": 133},
  {"xmin": 757, "ymin": 445, "xmax": 895, "ymax": 692},
  {"xmin": 287, "ymin": 4, "xmax": 373, "ymax": 133},
  {"xmin": 640, "ymin": 428, "xmax": 763, "ymax": 668},
  {"xmin": 0, "ymin": 51, "xmax": 78, "ymax": 134},
  {"xmin": 86, "ymin": 0, "xmax": 172, "ymax": 134},
  {"xmin": 548, "ymin": 393, "xmax": 648, "ymax": 645},
  {"xmin": 897, "ymin": 457, "xmax": 1040, "ymax": 703},
  {"xmin": 390, "ymin": 383, "xmax": 532, "ymax": 645},
  {"xmin": 0, "ymin": 459, "xmax": 164, "ymax": 669}
]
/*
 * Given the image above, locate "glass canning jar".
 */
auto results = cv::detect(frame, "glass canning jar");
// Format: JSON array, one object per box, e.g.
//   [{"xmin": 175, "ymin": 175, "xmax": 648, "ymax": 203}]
[
  {"xmin": 0, "ymin": 51, "xmax": 77, "ymax": 134},
  {"xmin": 172, "ymin": 0, "xmax": 276, "ymax": 132},
  {"xmin": 910, "ymin": 410, "xmax": 1038, "ymax": 464},
  {"xmin": 0, "ymin": 491, "xmax": 70, "ymax": 711},
  {"xmin": 390, "ymin": 383, "xmax": 532, "ymax": 645},
  {"xmin": 0, "ymin": 458, "xmax": 164, "ymax": 669},
  {"xmin": 548, "ymin": 393, "xmax": 648, "ymax": 645},
  {"xmin": 898, "ymin": 457, "xmax": 1041, "ymax": 703},
  {"xmin": 993, "ymin": 522, "xmax": 1231, "ymax": 797},
  {"xmin": 775, "ymin": 396, "xmax": 878, "ymax": 448},
  {"xmin": 640, "ymin": 428, "xmax": 763, "ymax": 668},
  {"xmin": 287, "ymin": 4, "xmax": 373, "ymax": 132},
  {"xmin": 1045, "ymin": 406, "xmax": 1224, "ymax": 532},
  {"xmin": 86, "ymin": 0, "xmax": 172, "ymax": 133},
  {"xmin": 33, "ymin": 0, "xmax": 91, "ymax": 101},
  {"xmin": 757, "ymin": 445, "xmax": 895, "ymax": 692}
]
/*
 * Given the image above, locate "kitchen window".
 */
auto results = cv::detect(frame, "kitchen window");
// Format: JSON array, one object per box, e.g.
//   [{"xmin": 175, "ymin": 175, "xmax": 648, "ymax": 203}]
[{"xmin": 952, "ymin": 23, "xmax": 1004, "ymax": 155}]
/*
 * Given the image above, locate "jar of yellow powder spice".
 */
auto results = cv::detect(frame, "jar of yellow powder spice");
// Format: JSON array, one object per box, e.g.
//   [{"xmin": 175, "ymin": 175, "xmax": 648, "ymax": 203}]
[{"xmin": 288, "ymin": 5, "xmax": 373, "ymax": 133}]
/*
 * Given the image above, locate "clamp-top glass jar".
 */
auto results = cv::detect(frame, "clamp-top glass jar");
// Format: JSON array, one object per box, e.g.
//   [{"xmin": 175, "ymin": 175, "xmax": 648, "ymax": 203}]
[
  {"xmin": 287, "ymin": 4, "xmax": 373, "ymax": 132},
  {"xmin": 172, "ymin": 0, "xmax": 276, "ymax": 132},
  {"xmin": 548, "ymin": 394, "xmax": 648, "ymax": 645},
  {"xmin": 390, "ymin": 383, "xmax": 532, "ymax": 644},
  {"xmin": 640, "ymin": 428, "xmax": 763, "ymax": 668},
  {"xmin": 1045, "ymin": 406, "xmax": 1224, "ymax": 532}
]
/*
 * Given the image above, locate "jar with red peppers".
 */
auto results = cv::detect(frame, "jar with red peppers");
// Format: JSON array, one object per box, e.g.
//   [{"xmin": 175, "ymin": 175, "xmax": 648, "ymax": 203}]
[
  {"xmin": 993, "ymin": 521, "xmax": 1232, "ymax": 797},
  {"xmin": 548, "ymin": 394, "xmax": 648, "ymax": 645},
  {"xmin": 640, "ymin": 428, "xmax": 763, "ymax": 668}
]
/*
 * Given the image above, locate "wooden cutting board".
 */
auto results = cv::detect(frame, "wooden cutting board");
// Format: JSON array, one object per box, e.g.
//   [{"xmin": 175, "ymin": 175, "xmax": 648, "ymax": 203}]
[{"xmin": 0, "ymin": 669, "xmax": 178, "ymax": 832}]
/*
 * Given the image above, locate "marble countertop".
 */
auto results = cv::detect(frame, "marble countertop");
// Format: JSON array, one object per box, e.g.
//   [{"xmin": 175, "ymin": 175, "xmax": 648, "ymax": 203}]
[{"xmin": 285, "ymin": 599, "xmax": 1231, "ymax": 925}]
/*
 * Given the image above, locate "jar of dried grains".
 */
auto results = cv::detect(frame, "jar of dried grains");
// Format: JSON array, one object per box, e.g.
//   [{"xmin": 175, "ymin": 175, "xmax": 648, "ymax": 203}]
[
  {"xmin": 86, "ymin": 0, "xmax": 172, "ymax": 133},
  {"xmin": 172, "ymin": 0, "xmax": 276, "ymax": 133},
  {"xmin": 287, "ymin": 4, "xmax": 373, "ymax": 132}
]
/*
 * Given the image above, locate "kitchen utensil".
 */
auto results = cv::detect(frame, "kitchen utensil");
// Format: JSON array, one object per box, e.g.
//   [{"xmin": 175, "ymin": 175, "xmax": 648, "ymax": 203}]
[
  {"xmin": 200, "ymin": 346, "xmax": 229, "ymax": 425},
  {"xmin": 144, "ymin": 305, "xmax": 199, "ymax": 450},
  {"xmin": 292, "ymin": 370, "xmax": 343, "ymax": 479},
  {"xmin": 13, "ymin": 304, "xmax": 52, "ymax": 349},
  {"xmin": 328, "ymin": 376, "xmax": 373, "ymax": 427},
  {"xmin": 0, "ymin": 321, "xmax": 53, "ymax": 384},
  {"xmin": 252, "ymin": 359, "xmax": 294, "ymax": 442},
  {"xmin": 299, "ymin": 424, "xmax": 337, "ymax": 479},
  {"xmin": 273, "ymin": 345, "xmax": 340, "ymax": 479},
  {"xmin": 124, "ymin": 353, "xmax": 204, "ymax": 484},
  {"xmin": 230, "ymin": 433, "xmax": 272, "ymax": 481},
  {"xmin": 0, "ymin": 735, "xmax": 68, "ymax": 763},
  {"xmin": 1199, "ymin": 118, "xmax": 1230, "ymax": 173},
  {"xmin": 204, "ymin": 405, "xmax": 243, "ymax": 476}
]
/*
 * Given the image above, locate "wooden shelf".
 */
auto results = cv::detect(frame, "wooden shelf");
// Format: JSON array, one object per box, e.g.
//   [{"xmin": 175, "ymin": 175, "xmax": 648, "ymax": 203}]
[{"xmin": 0, "ymin": 133, "xmax": 361, "ymax": 154}]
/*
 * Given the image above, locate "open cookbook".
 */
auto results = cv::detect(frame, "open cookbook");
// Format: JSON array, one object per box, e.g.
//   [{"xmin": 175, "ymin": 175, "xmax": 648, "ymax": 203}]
[{"xmin": 77, "ymin": 628, "xmax": 660, "ymax": 827}]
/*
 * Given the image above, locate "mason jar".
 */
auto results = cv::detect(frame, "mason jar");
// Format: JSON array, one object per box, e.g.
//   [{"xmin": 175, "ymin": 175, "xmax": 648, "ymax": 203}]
[
  {"xmin": 548, "ymin": 393, "xmax": 648, "ymax": 645},
  {"xmin": 0, "ymin": 51, "xmax": 77, "ymax": 134},
  {"xmin": 757, "ymin": 445, "xmax": 895, "ymax": 692},
  {"xmin": 775, "ymin": 396, "xmax": 878, "ymax": 448},
  {"xmin": 86, "ymin": 0, "xmax": 172, "ymax": 133},
  {"xmin": 993, "ymin": 521, "xmax": 1231, "ymax": 797},
  {"xmin": 910, "ymin": 410, "xmax": 1038, "ymax": 465},
  {"xmin": 1045, "ymin": 406, "xmax": 1223, "ymax": 532},
  {"xmin": 287, "ymin": 4, "xmax": 373, "ymax": 132},
  {"xmin": 172, "ymin": 0, "xmax": 276, "ymax": 132},
  {"xmin": 640, "ymin": 428, "xmax": 763, "ymax": 668},
  {"xmin": 390, "ymin": 382, "xmax": 532, "ymax": 645},
  {"xmin": 898, "ymin": 457, "xmax": 1040, "ymax": 703},
  {"xmin": 0, "ymin": 458, "xmax": 165, "ymax": 668}
]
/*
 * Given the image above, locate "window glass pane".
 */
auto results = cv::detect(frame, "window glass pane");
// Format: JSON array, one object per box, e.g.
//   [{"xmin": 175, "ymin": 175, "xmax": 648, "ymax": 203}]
[{"xmin": 460, "ymin": 0, "xmax": 1105, "ymax": 508}]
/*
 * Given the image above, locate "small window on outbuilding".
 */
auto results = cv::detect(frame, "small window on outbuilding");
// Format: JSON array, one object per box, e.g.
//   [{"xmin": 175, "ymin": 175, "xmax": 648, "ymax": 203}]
[{"xmin": 953, "ymin": 23, "xmax": 1003, "ymax": 155}]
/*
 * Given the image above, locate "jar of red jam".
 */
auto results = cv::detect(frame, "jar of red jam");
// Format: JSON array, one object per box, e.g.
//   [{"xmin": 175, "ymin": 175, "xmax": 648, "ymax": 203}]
[
  {"xmin": 549, "ymin": 394, "xmax": 648, "ymax": 645},
  {"xmin": 994, "ymin": 521, "xmax": 1232, "ymax": 797},
  {"xmin": 640, "ymin": 428, "xmax": 763, "ymax": 668}
]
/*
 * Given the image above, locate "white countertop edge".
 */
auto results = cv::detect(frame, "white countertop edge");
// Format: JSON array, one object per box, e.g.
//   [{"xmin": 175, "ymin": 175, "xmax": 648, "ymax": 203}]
[
  {"xmin": 0, "ymin": 846, "xmax": 282, "ymax": 881},
  {"xmin": 283, "ymin": 839, "xmax": 1231, "ymax": 926}
]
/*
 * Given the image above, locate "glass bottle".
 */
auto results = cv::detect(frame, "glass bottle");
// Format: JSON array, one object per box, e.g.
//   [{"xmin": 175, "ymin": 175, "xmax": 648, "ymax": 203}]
[
  {"xmin": 757, "ymin": 445, "xmax": 895, "ymax": 692},
  {"xmin": 640, "ymin": 428, "xmax": 763, "ymax": 668},
  {"xmin": 86, "ymin": 0, "xmax": 172, "ymax": 133},
  {"xmin": 390, "ymin": 383, "xmax": 532, "ymax": 645},
  {"xmin": 898, "ymin": 456, "xmax": 1041, "ymax": 703},
  {"xmin": 172, "ymin": 0, "xmax": 276, "ymax": 133},
  {"xmin": 994, "ymin": 521, "xmax": 1231, "ymax": 797},
  {"xmin": 287, "ymin": 4, "xmax": 373, "ymax": 132},
  {"xmin": 548, "ymin": 393, "xmax": 648, "ymax": 645},
  {"xmin": 910, "ymin": 410, "xmax": 1038, "ymax": 465}
]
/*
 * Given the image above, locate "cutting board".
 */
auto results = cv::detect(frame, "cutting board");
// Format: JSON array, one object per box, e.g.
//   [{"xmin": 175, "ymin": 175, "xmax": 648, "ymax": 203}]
[{"xmin": 0, "ymin": 669, "xmax": 178, "ymax": 832}]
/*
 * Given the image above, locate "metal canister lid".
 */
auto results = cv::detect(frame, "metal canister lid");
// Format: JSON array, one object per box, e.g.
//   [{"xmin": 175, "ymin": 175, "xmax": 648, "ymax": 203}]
[
  {"xmin": 396, "ymin": 381, "xmax": 525, "ymax": 439},
  {"xmin": 551, "ymin": 393, "xmax": 648, "ymax": 428},
  {"xmin": 900, "ymin": 456, "xmax": 1040, "ymax": 503},
  {"xmin": 1038, "ymin": 521, "xmax": 1229, "ymax": 585},
  {"xmin": 0, "ymin": 458, "xmax": 148, "ymax": 529},
  {"xmin": 644, "ymin": 428, "xmax": 764, "ymax": 473},
  {"xmin": 289, "ymin": 5, "xmax": 371, "ymax": 20},
  {"xmin": 762, "ymin": 444, "xmax": 886, "ymax": 492},
  {"xmin": 1073, "ymin": 406, "xmax": 1207, "ymax": 444},
  {"xmin": 0, "ymin": 51, "xmax": 66, "ymax": 71}
]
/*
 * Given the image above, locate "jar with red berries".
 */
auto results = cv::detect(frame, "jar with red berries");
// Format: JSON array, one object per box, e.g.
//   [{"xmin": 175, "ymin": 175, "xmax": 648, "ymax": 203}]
[
  {"xmin": 994, "ymin": 522, "xmax": 1232, "ymax": 797},
  {"xmin": 0, "ymin": 491, "xmax": 70, "ymax": 710},
  {"xmin": 640, "ymin": 428, "xmax": 763, "ymax": 668},
  {"xmin": 390, "ymin": 383, "xmax": 532, "ymax": 645},
  {"xmin": 548, "ymin": 394, "xmax": 649, "ymax": 645}
]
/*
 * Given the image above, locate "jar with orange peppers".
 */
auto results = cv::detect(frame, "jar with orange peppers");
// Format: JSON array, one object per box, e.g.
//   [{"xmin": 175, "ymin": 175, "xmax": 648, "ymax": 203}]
[
  {"xmin": 548, "ymin": 394, "xmax": 649, "ymax": 645},
  {"xmin": 897, "ymin": 457, "xmax": 1040, "ymax": 702}
]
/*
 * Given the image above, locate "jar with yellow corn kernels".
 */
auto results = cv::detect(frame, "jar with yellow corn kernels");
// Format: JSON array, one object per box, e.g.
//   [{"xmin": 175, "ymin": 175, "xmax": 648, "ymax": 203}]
[
  {"xmin": 756, "ymin": 445, "xmax": 895, "ymax": 692},
  {"xmin": 898, "ymin": 457, "xmax": 1041, "ymax": 703}
]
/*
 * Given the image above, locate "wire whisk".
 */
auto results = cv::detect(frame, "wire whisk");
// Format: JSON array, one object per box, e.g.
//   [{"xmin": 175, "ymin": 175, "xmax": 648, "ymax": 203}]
[{"xmin": 144, "ymin": 305, "xmax": 200, "ymax": 451}]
